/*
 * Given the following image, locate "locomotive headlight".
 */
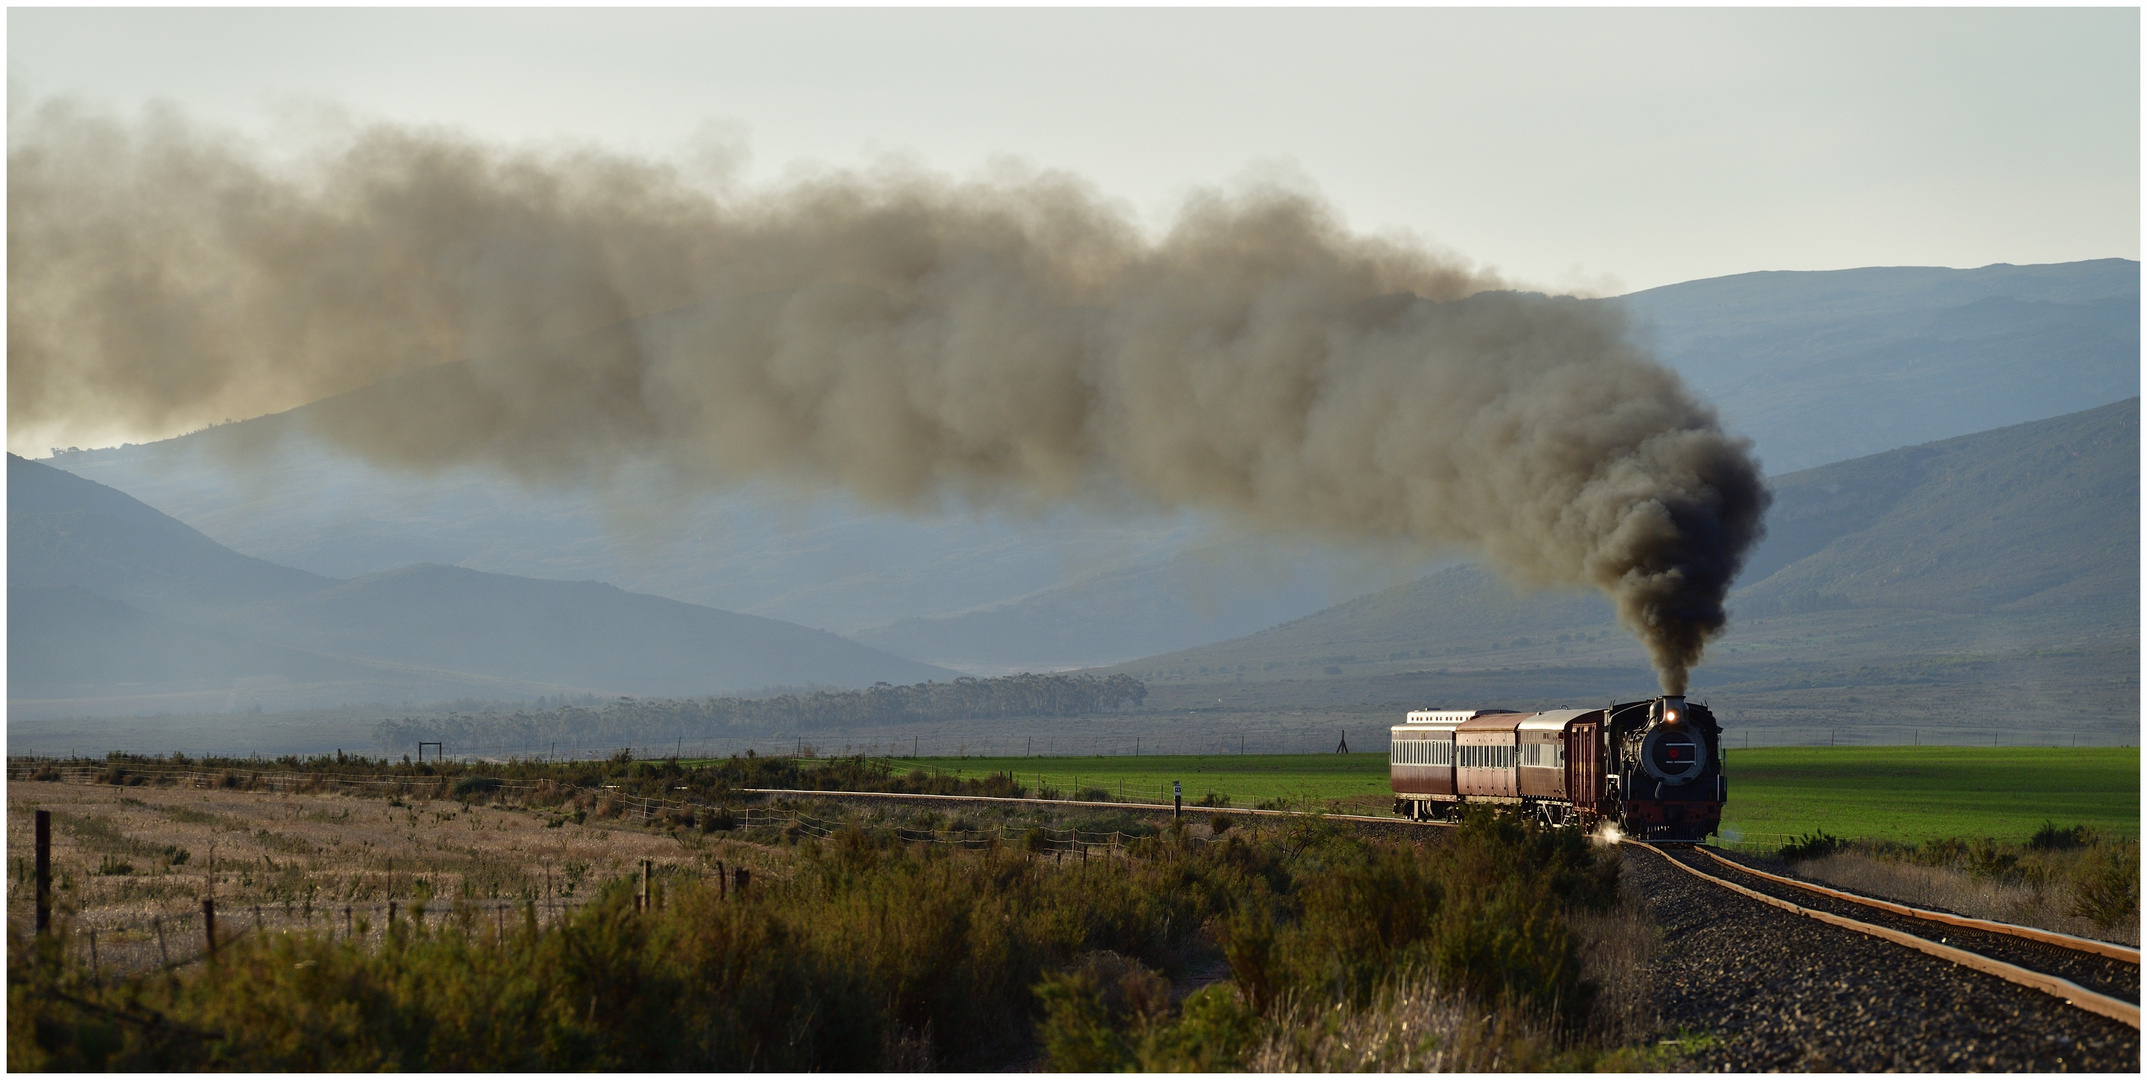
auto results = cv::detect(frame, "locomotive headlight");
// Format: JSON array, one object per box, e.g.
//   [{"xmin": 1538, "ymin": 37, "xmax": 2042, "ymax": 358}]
[{"xmin": 1666, "ymin": 710, "xmax": 1680, "ymax": 724}]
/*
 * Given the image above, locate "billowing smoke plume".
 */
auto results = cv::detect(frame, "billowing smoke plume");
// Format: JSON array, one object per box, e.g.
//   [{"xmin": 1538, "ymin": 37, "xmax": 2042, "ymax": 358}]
[{"xmin": 8, "ymin": 99, "xmax": 1768, "ymax": 692}]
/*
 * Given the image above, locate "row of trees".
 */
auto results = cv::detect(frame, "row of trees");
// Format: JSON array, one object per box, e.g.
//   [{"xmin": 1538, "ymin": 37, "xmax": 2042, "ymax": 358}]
[{"xmin": 373, "ymin": 672, "xmax": 1148, "ymax": 752}]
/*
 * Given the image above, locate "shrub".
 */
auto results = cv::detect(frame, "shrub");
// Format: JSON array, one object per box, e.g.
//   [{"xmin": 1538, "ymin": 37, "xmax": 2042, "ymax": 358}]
[
  {"xmin": 1778, "ymin": 829, "xmax": 1847, "ymax": 862},
  {"xmin": 12, "ymin": 809, "xmax": 1634, "ymax": 1071},
  {"xmin": 2070, "ymin": 843, "xmax": 2141, "ymax": 930},
  {"xmin": 2029, "ymin": 821, "xmax": 2095, "ymax": 852},
  {"xmin": 452, "ymin": 776, "xmax": 503, "ymax": 799}
]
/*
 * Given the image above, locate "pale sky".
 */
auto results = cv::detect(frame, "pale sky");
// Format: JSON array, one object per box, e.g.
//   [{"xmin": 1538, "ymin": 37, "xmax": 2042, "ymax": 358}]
[{"xmin": 9, "ymin": 6, "xmax": 2138, "ymax": 295}]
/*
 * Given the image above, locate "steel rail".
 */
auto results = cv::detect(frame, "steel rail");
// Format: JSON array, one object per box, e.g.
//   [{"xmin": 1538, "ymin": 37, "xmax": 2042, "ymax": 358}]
[
  {"xmin": 741, "ymin": 787, "xmax": 1444, "ymax": 826},
  {"xmin": 1693, "ymin": 845, "xmax": 2139, "ymax": 964},
  {"xmin": 1636, "ymin": 841, "xmax": 2138, "ymax": 1030}
]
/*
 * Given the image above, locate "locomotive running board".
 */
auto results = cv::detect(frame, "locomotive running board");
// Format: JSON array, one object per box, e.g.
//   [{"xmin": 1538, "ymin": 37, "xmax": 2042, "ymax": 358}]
[
  {"xmin": 1692, "ymin": 845, "xmax": 2140, "ymax": 965},
  {"xmin": 1634, "ymin": 842, "xmax": 2140, "ymax": 1030}
]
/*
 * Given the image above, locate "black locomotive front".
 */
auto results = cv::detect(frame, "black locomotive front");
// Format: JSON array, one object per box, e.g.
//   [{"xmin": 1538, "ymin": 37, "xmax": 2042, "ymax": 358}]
[{"xmin": 1605, "ymin": 695, "xmax": 1725, "ymax": 842}]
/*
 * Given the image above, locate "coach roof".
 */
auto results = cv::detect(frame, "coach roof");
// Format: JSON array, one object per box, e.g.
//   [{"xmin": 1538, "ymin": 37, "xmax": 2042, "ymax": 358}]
[{"xmin": 1518, "ymin": 709, "xmax": 1600, "ymax": 733}]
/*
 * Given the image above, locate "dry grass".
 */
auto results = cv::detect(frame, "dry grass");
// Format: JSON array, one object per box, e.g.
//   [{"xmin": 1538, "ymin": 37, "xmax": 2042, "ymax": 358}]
[
  {"xmin": 1248, "ymin": 977, "xmax": 1555, "ymax": 1071},
  {"xmin": 6, "ymin": 780, "xmax": 747, "ymax": 939},
  {"xmin": 1794, "ymin": 849, "xmax": 2140, "ymax": 947},
  {"xmin": 1249, "ymin": 883, "xmax": 1668, "ymax": 1071},
  {"xmin": 1567, "ymin": 872, "xmax": 1661, "ymax": 1046}
]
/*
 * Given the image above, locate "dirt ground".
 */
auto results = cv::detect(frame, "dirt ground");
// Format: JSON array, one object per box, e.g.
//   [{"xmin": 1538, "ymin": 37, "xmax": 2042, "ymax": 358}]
[{"xmin": 6, "ymin": 778, "xmax": 766, "ymax": 972}]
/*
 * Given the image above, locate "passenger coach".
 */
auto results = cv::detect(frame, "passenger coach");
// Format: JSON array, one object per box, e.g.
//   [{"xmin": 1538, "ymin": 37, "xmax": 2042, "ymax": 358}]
[{"xmin": 1390, "ymin": 695, "xmax": 1724, "ymax": 841}]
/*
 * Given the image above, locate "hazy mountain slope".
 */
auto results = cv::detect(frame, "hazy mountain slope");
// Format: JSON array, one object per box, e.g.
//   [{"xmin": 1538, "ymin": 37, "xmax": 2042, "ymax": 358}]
[
  {"xmin": 849, "ymin": 550, "xmax": 1371, "ymax": 672},
  {"xmin": 1101, "ymin": 400, "xmax": 2139, "ymax": 704},
  {"xmin": 1623, "ymin": 259, "xmax": 2138, "ymax": 472},
  {"xmin": 1739, "ymin": 398, "xmax": 2138, "ymax": 618},
  {"xmin": 8, "ymin": 456, "xmax": 958, "ymax": 712},
  {"xmin": 8, "ymin": 584, "xmax": 368, "ymax": 695},
  {"xmin": 8, "ymin": 453, "xmax": 331, "ymax": 615},
  {"xmin": 37, "ymin": 259, "xmax": 2138, "ymax": 675},
  {"xmin": 3, "ymin": 584, "xmax": 613, "ymax": 721},
  {"xmin": 235, "ymin": 562, "xmax": 956, "ymax": 698}
]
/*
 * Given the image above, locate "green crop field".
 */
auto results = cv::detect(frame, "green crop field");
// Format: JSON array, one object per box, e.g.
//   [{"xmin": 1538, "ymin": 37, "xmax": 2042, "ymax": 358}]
[
  {"xmin": 862, "ymin": 752, "xmax": 1395, "ymax": 811},
  {"xmin": 839, "ymin": 746, "xmax": 2140, "ymax": 849},
  {"xmin": 1717, "ymin": 746, "xmax": 2140, "ymax": 849}
]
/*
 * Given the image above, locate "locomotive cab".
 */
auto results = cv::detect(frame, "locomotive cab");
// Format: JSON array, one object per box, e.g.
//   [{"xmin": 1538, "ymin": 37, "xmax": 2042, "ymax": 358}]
[{"xmin": 1607, "ymin": 695, "xmax": 1725, "ymax": 842}]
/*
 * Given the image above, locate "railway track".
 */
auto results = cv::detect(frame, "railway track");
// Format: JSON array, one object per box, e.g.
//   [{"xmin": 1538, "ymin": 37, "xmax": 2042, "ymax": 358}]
[
  {"xmin": 740, "ymin": 786, "xmax": 1418, "ymax": 826},
  {"xmin": 1636, "ymin": 841, "xmax": 2139, "ymax": 1030}
]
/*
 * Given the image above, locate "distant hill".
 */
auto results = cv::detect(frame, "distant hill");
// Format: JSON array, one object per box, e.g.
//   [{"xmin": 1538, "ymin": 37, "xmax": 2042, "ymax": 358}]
[
  {"xmin": 1623, "ymin": 259, "xmax": 2137, "ymax": 472},
  {"xmin": 9, "ymin": 584, "xmax": 370, "ymax": 696},
  {"xmin": 237, "ymin": 562, "xmax": 958, "ymax": 699},
  {"xmin": 1737, "ymin": 398, "xmax": 2137, "ymax": 619},
  {"xmin": 1099, "ymin": 400, "xmax": 2139, "ymax": 732},
  {"xmin": 39, "ymin": 259, "xmax": 2139, "ymax": 675},
  {"xmin": 849, "ymin": 550, "xmax": 1367, "ymax": 673},
  {"xmin": 7, "ymin": 454, "xmax": 957, "ymax": 715},
  {"xmin": 8, "ymin": 449, "xmax": 330, "ymax": 615}
]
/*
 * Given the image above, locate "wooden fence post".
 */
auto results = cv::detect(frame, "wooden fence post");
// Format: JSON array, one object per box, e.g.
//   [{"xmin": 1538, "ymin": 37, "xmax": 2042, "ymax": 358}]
[
  {"xmin": 733, "ymin": 866, "xmax": 750, "ymax": 897},
  {"xmin": 34, "ymin": 810, "xmax": 51, "ymax": 935},
  {"xmin": 640, "ymin": 859, "xmax": 652, "ymax": 912},
  {"xmin": 202, "ymin": 898, "xmax": 217, "ymax": 956}
]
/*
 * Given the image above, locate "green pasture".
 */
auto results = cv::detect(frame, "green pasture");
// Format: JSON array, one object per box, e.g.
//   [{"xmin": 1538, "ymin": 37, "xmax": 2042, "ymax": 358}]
[
  {"xmin": 1717, "ymin": 746, "xmax": 2140, "ymax": 849},
  {"xmin": 866, "ymin": 752, "xmax": 1393, "ymax": 811},
  {"xmin": 844, "ymin": 746, "xmax": 2140, "ymax": 848}
]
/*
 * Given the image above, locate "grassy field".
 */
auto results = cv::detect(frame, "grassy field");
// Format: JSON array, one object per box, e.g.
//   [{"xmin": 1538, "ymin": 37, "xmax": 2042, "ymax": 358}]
[
  {"xmin": 856, "ymin": 752, "xmax": 1396, "ymax": 811},
  {"xmin": 856, "ymin": 747, "xmax": 2142, "ymax": 847},
  {"xmin": 1718, "ymin": 746, "xmax": 2140, "ymax": 849}
]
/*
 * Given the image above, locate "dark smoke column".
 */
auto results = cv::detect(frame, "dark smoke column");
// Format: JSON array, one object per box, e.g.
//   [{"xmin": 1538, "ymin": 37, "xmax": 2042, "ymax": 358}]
[
  {"xmin": 1579, "ymin": 425, "xmax": 1770, "ymax": 694},
  {"xmin": 9, "ymin": 100, "xmax": 1770, "ymax": 690}
]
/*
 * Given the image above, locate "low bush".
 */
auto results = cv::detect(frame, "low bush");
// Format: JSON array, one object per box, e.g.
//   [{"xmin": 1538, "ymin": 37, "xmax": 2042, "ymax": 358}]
[
  {"xmin": 11, "ymin": 807, "xmax": 1643, "ymax": 1071},
  {"xmin": 1037, "ymin": 808, "xmax": 1627, "ymax": 1070},
  {"xmin": 1777, "ymin": 829, "xmax": 1847, "ymax": 861},
  {"xmin": 452, "ymin": 776, "xmax": 503, "ymax": 799},
  {"xmin": 2069, "ymin": 842, "xmax": 2141, "ymax": 930}
]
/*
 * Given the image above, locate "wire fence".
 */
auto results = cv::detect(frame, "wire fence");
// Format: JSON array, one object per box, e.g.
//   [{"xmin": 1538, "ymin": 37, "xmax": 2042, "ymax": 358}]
[
  {"xmin": 11, "ymin": 895, "xmax": 606, "ymax": 982},
  {"xmin": 12, "ymin": 798, "xmax": 1199, "ymax": 982}
]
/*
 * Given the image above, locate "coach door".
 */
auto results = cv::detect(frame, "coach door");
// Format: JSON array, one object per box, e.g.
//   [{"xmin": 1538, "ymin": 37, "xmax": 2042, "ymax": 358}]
[{"xmin": 1568, "ymin": 717, "xmax": 1603, "ymax": 815}]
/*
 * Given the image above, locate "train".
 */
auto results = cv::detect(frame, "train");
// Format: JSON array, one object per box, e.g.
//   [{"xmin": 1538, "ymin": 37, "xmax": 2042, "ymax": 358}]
[{"xmin": 1389, "ymin": 694, "xmax": 1724, "ymax": 842}]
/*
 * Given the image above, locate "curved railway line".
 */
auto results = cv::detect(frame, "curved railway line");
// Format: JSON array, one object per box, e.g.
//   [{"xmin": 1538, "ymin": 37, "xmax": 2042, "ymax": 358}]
[
  {"xmin": 1635, "ymin": 841, "xmax": 2138, "ymax": 1030},
  {"xmin": 755, "ymin": 788, "xmax": 2140, "ymax": 1034},
  {"xmin": 13, "ymin": 768, "xmax": 2133, "ymax": 1062}
]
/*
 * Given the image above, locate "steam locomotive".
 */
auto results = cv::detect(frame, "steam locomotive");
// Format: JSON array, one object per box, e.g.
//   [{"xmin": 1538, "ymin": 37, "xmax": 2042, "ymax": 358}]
[{"xmin": 1389, "ymin": 695, "xmax": 1724, "ymax": 842}]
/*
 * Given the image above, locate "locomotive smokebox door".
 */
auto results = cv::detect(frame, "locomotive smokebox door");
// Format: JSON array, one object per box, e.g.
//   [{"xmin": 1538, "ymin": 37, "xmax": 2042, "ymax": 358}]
[{"xmin": 1641, "ymin": 722, "xmax": 1708, "ymax": 785}]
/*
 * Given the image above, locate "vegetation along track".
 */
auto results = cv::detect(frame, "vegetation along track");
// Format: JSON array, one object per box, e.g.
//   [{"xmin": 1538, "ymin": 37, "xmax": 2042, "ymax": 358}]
[
  {"xmin": 793, "ymin": 787, "xmax": 2143, "ymax": 1066},
  {"xmin": 1631, "ymin": 841, "xmax": 2138, "ymax": 1070}
]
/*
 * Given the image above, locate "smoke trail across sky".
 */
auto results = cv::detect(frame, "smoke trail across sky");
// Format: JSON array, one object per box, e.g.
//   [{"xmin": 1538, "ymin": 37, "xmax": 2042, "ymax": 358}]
[{"xmin": 8, "ymin": 98, "xmax": 1768, "ymax": 692}]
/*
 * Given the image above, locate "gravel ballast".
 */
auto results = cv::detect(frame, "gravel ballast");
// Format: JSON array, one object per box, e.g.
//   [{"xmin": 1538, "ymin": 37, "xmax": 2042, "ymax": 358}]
[{"xmin": 1625, "ymin": 845, "xmax": 2138, "ymax": 1071}]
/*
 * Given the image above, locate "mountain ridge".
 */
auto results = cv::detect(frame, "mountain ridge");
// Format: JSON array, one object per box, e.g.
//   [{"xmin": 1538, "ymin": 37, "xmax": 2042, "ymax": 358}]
[{"xmin": 8, "ymin": 454, "xmax": 959, "ymax": 714}]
